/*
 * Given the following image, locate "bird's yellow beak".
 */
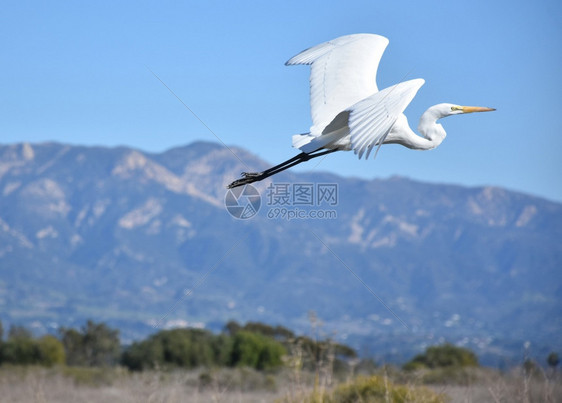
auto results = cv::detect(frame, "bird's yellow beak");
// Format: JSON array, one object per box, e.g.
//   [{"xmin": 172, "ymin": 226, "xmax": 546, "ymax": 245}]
[{"xmin": 461, "ymin": 106, "xmax": 496, "ymax": 113}]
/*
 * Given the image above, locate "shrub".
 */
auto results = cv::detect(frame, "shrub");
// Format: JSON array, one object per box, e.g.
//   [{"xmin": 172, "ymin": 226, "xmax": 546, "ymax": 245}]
[
  {"xmin": 36, "ymin": 335, "xmax": 66, "ymax": 366},
  {"xmin": 0, "ymin": 337, "xmax": 37, "ymax": 365},
  {"xmin": 404, "ymin": 343, "xmax": 478, "ymax": 370},
  {"xmin": 282, "ymin": 375, "xmax": 447, "ymax": 403},
  {"xmin": 60, "ymin": 320, "xmax": 120, "ymax": 367},
  {"xmin": 230, "ymin": 331, "xmax": 286, "ymax": 370},
  {"xmin": 0, "ymin": 333, "xmax": 65, "ymax": 366},
  {"xmin": 122, "ymin": 328, "xmax": 230, "ymax": 370}
]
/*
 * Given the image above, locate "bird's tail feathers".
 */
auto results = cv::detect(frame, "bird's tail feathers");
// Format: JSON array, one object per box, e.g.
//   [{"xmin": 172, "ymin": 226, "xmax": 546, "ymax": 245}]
[{"xmin": 292, "ymin": 133, "xmax": 316, "ymax": 150}]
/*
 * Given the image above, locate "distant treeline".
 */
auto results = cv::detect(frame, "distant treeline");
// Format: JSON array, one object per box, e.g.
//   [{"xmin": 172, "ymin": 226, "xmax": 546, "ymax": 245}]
[
  {"xmin": 0, "ymin": 324, "xmax": 65, "ymax": 366},
  {"xmin": 1, "ymin": 320, "xmax": 558, "ymax": 374},
  {"xmin": 0, "ymin": 319, "xmax": 357, "ymax": 371},
  {"xmin": 0, "ymin": 321, "xmax": 118, "ymax": 367}
]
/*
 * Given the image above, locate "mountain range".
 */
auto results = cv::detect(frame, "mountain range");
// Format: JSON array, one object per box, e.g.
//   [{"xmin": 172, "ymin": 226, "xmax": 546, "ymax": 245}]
[{"xmin": 1, "ymin": 141, "xmax": 560, "ymax": 365}]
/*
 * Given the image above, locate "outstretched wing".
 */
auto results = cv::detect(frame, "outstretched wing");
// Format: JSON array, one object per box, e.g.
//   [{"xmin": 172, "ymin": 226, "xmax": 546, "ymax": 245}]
[
  {"xmin": 286, "ymin": 34, "xmax": 389, "ymax": 135},
  {"xmin": 348, "ymin": 79, "xmax": 425, "ymax": 159}
]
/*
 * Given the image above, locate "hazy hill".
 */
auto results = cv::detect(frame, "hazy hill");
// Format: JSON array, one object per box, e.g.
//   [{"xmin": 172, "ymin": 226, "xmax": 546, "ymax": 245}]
[{"xmin": 1, "ymin": 141, "xmax": 560, "ymax": 364}]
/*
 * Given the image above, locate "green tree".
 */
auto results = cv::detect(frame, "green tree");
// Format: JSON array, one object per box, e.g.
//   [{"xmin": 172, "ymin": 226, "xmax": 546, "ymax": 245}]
[
  {"xmin": 256, "ymin": 337, "xmax": 286, "ymax": 370},
  {"xmin": 121, "ymin": 338, "xmax": 164, "ymax": 371},
  {"xmin": 224, "ymin": 320, "xmax": 241, "ymax": 336},
  {"xmin": 242, "ymin": 322, "xmax": 295, "ymax": 342},
  {"xmin": 211, "ymin": 333, "xmax": 233, "ymax": 367},
  {"xmin": 1, "ymin": 325, "xmax": 36, "ymax": 365},
  {"xmin": 121, "ymin": 320, "xmax": 354, "ymax": 372},
  {"xmin": 230, "ymin": 331, "xmax": 264, "ymax": 368},
  {"xmin": 81, "ymin": 321, "xmax": 120, "ymax": 366},
  {"xmin": 161, "ymin": 329, "xmax": 198, "ymax": 367},
  {"xmin": 0, "ymin": 337, "xmax": 36, "ymax": 365},
  {"xmin": 122, "ymin": 328, "xmax": 221, "ymax": 371},
  {"xmin": 0, "ymin": 324, "xmax": 65, "ymax": 366},
  {"xmin": 230, "ymin": 331, "xmax": 286, "ymax": 370},
  {"xmin": 60, "ymin": 328, "xmax": 85, "ymax": 366},
  {"xmin": 37, "ymin": 335, "xmax": 66, "ymax": 366},
  {"xmin": 333, "ymin": 343, "xmax": 357, "ymax": 359},
  {"xmin": 404, "ymin": 343, "xmax": 478, "ymax": 370},
  {"xmin": 60, "ymin": 320, "xmax": 120, "ymax": 367}
]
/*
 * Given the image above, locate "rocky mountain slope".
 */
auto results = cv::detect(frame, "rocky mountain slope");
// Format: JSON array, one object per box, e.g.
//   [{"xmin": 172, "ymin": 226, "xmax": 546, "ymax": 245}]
[{"xmin": 1, "ymin": 141, "xmax": 560, "ymax": 364}]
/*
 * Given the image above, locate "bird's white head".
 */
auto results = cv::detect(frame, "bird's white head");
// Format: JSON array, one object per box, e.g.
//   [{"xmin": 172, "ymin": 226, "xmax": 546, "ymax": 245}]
[
  {"xmin": 414, "ymin": 102, "xmax": 496, "ymax": 150},
  {"xmin": 434, "ymin": 103, "xmax": 496, "ymax": 119}
]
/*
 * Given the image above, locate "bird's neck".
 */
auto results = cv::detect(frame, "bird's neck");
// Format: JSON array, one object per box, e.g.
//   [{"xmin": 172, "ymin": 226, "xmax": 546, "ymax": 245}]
[{"xmin": 415, "ymin": 105, "xmax": 447, "ymax": 150}]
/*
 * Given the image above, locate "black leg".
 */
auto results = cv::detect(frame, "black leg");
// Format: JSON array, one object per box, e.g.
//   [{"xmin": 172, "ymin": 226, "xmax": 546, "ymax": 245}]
[
  {"xmin": 241, "ymin": 152, "xmax": 306, "ymax": 177},
  {"xmin": 227, "ymin": 149, "xmax": 337, "ymax": 188}
]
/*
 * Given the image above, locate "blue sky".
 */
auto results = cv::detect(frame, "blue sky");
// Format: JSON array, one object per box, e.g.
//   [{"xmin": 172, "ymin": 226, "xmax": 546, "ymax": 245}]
[{"xmin": 1, "ymin": 0, "xmax": 561, "ymax": 201}]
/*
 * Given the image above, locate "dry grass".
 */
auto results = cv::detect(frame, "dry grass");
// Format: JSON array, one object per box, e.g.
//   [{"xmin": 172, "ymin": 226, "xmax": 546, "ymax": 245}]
[
  {"xmin": 0, "ymin": 366, "xmax": 287, "ymax": 403},
  {"xmin": 412, "ymin": 367, "xmax": 562, "ymax": 403},
  {"xmin": 0, "ymin": 365, "xmax": 560, "ymax": 403}
]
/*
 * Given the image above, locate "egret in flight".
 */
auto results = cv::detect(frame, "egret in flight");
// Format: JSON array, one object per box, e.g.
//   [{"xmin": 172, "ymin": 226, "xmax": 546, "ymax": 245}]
[{"xmin": 227, "ymin": 33, "xmax": 494, "ymax": 189}]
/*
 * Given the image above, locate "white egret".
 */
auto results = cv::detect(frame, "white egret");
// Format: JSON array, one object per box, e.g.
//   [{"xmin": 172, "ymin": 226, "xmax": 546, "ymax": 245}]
[{"xmin": 228, "ymin": 33, "xmax": 494, "ymax": 189}]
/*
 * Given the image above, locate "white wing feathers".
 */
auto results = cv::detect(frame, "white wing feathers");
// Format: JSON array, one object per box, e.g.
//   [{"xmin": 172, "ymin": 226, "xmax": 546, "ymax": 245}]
[
  {"xmin": 349, "ymin": 79, "xmax": 425, "ymax": 159},
  {"xmin": 292, "ymin": 79, "xmax": 425, "ymax": 157},
  {"xmin": 287, "ymin": 34, "xmax": 424, "ymax": 160},
  {"xmin": 286, "ymin": 34, "xmax": 389, "ymax": 135}
]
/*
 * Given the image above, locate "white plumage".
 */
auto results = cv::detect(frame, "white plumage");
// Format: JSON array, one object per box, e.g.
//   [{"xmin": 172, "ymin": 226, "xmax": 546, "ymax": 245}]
[
  {"xmin": 227, "ymin": 33, "xmax": 494, "ymax": 189},
  {"xmin": 286, "ymin": 34, "xmax": 389, "ymax": 136},
  {"xmin": 287, "ymin": 34, "xmax": 425, "ymax": 159}
]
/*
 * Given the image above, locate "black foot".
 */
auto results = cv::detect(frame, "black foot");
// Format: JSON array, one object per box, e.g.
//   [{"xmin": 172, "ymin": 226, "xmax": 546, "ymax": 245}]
[
  {"xmin": 228, "ymin": 171, "xmax": 265, "ymax": 188},
  {"xmin": 241, "ymin": 172, "xmax": 261, "ymax": 178}
]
